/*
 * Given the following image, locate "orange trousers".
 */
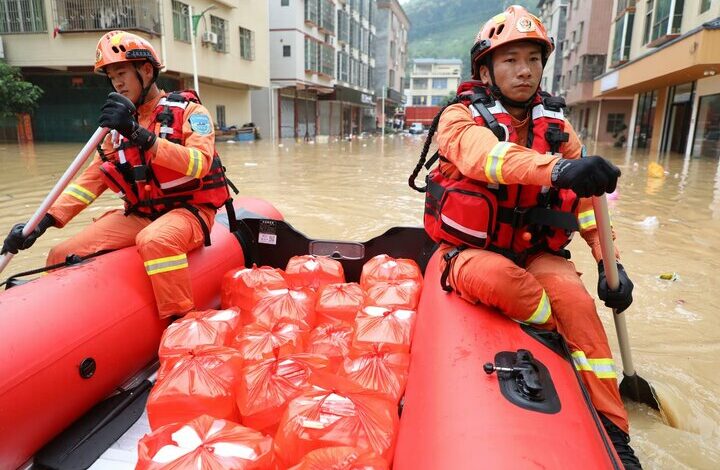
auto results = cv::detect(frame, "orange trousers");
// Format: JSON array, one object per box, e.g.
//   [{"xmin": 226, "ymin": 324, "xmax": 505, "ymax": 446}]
[
  {"xmin": 443, "ymin": 247, "xmax": 629, "ymax": 433},
  {"xmin": 47, "ymin": 207, "xmax": 214, "ymax": 318}
]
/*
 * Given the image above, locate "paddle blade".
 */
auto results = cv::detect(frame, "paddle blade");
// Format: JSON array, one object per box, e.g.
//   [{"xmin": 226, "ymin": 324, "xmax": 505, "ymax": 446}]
[{"xmin": 619, "ymin": 372, "xmax": 660, "ymax": 411}]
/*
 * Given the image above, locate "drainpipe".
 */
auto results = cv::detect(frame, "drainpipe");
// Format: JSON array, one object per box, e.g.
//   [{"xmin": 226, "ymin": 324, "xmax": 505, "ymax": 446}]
[
  {"xmin": 158, "ymin": 1, "xmax": 168, "ymax": 73},
  {"xmin": 593, "ymin": 98, "xmax": 603, "ymax": 154}
]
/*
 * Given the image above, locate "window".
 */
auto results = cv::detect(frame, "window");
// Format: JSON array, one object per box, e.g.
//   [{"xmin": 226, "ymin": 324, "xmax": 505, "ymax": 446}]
[
  {"xmin": 432, "ymin": 78, "xmax": 447, "ymax": 89},
  {"xmin": 217, "ymin": 105, "xmax": 226, "ymax": 129},
  {"xmin": 606, "ymin": 113, "xmax": 626, "ymax": 133},
  {"xmin": 0, "ymin": 0, "xmax": 46, "ymax": 33},
  {"xmin": 389, "ymin": 69, "xmax": 395, "ymax": 88},
  {"xmin": 320, "ymin": 0, "xmax": 335, "ymax": 32},
  {"xmin": 239, "ymin": 27, "xmax": 254, "ymax": 60},
  {"xmin": 431, "ymin": 95, "xmax": 444, "ymax": 105},
  {"xmin": 320, "ymin": 42, "xmax": 334, "ymax": 76},
  {"xmin": 337, "ymin": 10, "xmax": 349, "ymax": 42},
  {"xmin": 210, "ymin": 15, "xmax": 228, "ymax": 53},
  {"xmin": 412, "ymin": 96, "xmax": 428, "ymax": 105},
  {"xmin": 700, "ymin": 0, "xmax": 711, "ymax": 13},
  {"xmin": 305, "ymin": 0, "xmax": 319, "ymax": 25},
  {"xmin": 692, "ymin": 93, "xmax": 720, "ymax": 157},
  {"xmin": 281, "ymin": 0, "xmax": 289, "ymax": 5},
  {"xmin": 172, "ymin": 1, "xmax": 190, "ymax": 42},
  {"xmin": 611, "ymin": 13, "xmax": 634, "ymax": 65},
  {"xmin": 283, "ymin": 45, "xmax": 291, "ymax": 57},
  {"xmin": 578, "ymin": 22, "xmax": 583, "ymax": 45},
  {"xmin": 305, "ymin": 37, "xmax": 318, "ymax": 72},
  {"xmin": 337, "ymin": 51, "xmax": 349, "ymax": 82},
  {"xmin": 413, "ymin": 78, "xmax": 428, "ymax": 89},
  {"xmin": 643, "ymin": 0, "xmax": 654, "ymax": 44}
]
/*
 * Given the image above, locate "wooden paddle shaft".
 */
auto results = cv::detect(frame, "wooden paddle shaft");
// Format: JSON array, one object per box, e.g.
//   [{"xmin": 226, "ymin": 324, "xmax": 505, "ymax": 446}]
[
  {"xmin": 0, "ymin": 127, "xmax": 109, "ymax": 275},
  {"xmin": 592, "ymin": 194, "xmax": 636, "ymax": 377}
]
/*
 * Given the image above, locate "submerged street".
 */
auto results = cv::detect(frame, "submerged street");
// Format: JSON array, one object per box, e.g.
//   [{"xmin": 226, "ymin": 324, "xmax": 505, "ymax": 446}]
[{"xmin": 1, "ymin": 135, "xmax": 719, "ymax": 469}]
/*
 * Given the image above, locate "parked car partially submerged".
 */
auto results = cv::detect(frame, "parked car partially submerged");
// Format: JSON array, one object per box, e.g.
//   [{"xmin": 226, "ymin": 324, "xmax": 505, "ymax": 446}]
[{"xmin": 408, "ymin": 123, "xmax": 424, "ymax": 134}]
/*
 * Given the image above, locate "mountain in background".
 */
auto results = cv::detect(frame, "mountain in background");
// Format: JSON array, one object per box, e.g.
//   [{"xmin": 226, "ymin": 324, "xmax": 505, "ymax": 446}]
[{"xmin": 403, "ymin": 0, "xmax": 537, "ymax": 79}]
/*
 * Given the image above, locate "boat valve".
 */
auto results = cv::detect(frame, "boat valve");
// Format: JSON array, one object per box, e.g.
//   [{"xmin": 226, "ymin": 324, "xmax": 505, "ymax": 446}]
[{"xmin": 484, "ymin": 349, "xmax": 544, "ymax": 400}]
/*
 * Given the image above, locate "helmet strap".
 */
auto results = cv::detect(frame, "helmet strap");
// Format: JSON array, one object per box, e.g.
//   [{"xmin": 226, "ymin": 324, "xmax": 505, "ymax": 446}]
[{"xmin": 134, "ymin": 62, "xmax": 159, "ymax": 107}]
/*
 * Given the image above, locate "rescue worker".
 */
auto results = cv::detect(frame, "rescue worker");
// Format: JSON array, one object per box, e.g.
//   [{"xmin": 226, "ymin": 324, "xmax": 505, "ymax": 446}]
[
  {"xmin": 1, "ymin": 31, "xmax": 232, "ymax": 319},
  {"xmin": 410, "ymin": 6, "xmax": 640, "ymax": 469}
]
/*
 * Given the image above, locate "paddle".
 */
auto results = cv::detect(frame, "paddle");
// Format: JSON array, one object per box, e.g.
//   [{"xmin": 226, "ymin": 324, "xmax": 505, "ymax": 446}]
[
  {"xmin": 0, "ymin": 92, "xmax": 135, "ymax": 275},
  {"xmin": 592, "ymin": 194, "xmax": 661, "ymax": 411}
]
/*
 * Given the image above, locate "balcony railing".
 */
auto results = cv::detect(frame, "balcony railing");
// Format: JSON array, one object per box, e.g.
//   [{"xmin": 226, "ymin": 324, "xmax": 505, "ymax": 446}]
[{"xmin": 53, "ymin": 0, "xmax": 160, "ymax": 34}]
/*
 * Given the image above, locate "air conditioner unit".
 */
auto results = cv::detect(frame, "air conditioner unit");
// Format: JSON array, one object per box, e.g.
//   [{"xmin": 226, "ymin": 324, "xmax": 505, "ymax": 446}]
[
  {"xmin": 202, "ymin": 31, "xmax": 218, "ymax": 45},
  {"xmin": 570, "ymin": 42, "xmax": 576, "ymax": 51}
]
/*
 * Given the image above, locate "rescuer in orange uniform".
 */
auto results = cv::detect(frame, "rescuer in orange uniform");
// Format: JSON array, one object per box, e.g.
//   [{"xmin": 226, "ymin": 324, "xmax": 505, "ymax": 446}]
[
  {"xmin": 1, "ymin": 31, "xmax": 231, "ymax": 319},
  {"xmin": 411, "ymin": 6, "xmax": 640, "ymax": 468}
]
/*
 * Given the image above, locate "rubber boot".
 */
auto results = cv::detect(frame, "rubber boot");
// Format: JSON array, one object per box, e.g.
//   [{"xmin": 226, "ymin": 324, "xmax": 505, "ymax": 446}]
[{"xmin": 600, "ymin": 414, "xmax": 642, "ymax": 470}]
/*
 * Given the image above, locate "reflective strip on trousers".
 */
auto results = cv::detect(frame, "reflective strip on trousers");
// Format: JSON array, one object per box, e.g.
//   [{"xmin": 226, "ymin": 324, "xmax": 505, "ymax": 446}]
[
  {"xmin": 578, "ymin": 209, "xmax": 597, "ymax": 230},
  {"xmin": 571, "ymin": 350, "xmax": 617, "ymax": 379},
  {"xmin": 185, "ymin": 148, "xmax": 203, "ymax": 178},
  {"xmin": 144, "ymin": 253, "xmax": 189, "ymax": 276},
  {"xmin": 484, "ymin": 141, "xmax": 512, "ymax": 184},
  {"xmin": 525, "ymin": 290, "xmax": 552, "ymax": 325},
  {"xmin": 63, "ymin": 183, "xmax": 97, "ymax": 205}
]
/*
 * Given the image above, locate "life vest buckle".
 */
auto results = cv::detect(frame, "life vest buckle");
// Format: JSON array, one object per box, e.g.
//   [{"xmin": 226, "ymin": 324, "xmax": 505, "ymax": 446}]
[
  {"xmin": 132, "ymin": 165, "xmax": 150, "ymax": 183},
  {"xmin": 511, "ymin": 207, "xmax": 529, "ymax": 228}
]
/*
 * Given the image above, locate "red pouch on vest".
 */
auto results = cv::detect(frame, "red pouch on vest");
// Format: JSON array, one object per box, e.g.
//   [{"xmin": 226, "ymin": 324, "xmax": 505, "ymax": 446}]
[
  {"xmin": 220, "ymin": 265, "xmax": 288, "ymax": 313},
  {"xmin": 147, "ymin": 346, "xmax": 243, "ymax": 430},
  {"xmin": 236, "ymin": 353, "xmax": 329, "ymax": 434},
  {"xmin": 315, "ymin": 282, "xmax": 364, "ymax": 324},
  {"xmin": 360, "ymin": 254, "xmax": 422, "ymax": 290},
  {"xmin": 137, "ymin": 414, "xmax": 275, "ymax": 470},
  {"xmin": 99, "ymin": 161, "xmax": 139, "ymax": 207},
  {"xmin": 288, "ymin": 446, "xmax": 389, "ymax": 470},
  {"xmin": 424, "ymin": 169, "xmax": 498, "ymax": 249}
]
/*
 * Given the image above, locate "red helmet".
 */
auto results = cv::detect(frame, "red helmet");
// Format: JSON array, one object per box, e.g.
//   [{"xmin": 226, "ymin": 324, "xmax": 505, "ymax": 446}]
[
  {"xmin": 471, "ymin": 5, "xmax": 554, "ymax": 79},
  {"xmin": 94, "ymin": 30, "xmax": 163, "ymax": 74}
]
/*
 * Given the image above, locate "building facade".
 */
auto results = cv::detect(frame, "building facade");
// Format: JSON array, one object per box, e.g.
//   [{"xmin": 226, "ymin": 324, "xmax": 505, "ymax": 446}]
[
  {"xmin": 559, "ymin": 0, "xmax": 633, "ymax": 143},
  {"xmin": 374, "ymin": 0, "xmax": 409, "ymax": 130},
  {"xmin": 537, "ymin": 0, "xmax": 568, "ymax": 96},
  {"xmin": 595, "ymin": 0, "xmax": 720, "ymax": 158},
  {"xmin": 406, "ymin": 58, "xmax": 462, "ymax": 107},
  {"xmin": 0, "ymin": 0, "xmax": 268, "ymax": 141},
  {"xmin": 252, "ymin": 0, "xmax": 378, "ymax": 140}
]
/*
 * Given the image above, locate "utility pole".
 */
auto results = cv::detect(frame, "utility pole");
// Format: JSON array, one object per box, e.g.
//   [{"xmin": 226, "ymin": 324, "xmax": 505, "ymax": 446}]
[
  {"xmin": 189, "ymin": 5, "xmax": 199, "ymax": 93},
  {"xmin": 381, "ymin": 85, "xmax": 386, "ymax": 139}
]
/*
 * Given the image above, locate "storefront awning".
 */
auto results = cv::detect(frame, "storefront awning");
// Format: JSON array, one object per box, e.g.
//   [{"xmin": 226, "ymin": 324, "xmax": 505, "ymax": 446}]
[{"xmin": 594, "ymin": 20, "xmax": 720, "ymax": 98}]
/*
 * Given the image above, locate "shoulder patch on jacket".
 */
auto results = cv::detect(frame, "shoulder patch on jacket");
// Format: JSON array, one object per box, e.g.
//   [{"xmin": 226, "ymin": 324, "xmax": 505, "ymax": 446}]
[{"xmin": 189, "ymin": 113, "xmax": 212, "ymax": 135}]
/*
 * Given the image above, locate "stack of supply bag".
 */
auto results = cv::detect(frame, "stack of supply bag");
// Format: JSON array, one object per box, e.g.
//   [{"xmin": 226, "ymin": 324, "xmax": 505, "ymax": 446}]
[{"xmin": 137, "ymin": 254, "xmax": 422, "ymax": 469}]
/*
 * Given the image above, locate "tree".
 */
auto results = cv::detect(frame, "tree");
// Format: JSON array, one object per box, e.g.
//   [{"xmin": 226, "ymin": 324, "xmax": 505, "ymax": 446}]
[{"xmin": 0, "ymin": 60, "xmax": 43, "ymax": 119}]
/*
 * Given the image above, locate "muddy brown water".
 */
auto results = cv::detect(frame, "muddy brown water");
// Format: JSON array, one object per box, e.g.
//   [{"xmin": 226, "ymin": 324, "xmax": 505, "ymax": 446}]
[{"xmin": 1, "ymin": 135, "xmax": 718, "ymax": 469}]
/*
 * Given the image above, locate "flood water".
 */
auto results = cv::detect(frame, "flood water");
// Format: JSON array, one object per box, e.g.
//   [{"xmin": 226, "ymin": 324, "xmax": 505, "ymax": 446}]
[{"xmin": 1, "ymin": 135, "xmax": 719, "ymax": 469}]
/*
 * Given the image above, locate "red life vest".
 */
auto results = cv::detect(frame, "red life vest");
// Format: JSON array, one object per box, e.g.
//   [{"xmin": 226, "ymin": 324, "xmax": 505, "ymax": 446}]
[
  {"xmin": 98, "ymin": 90, "xmax": 232, "ymax": 223},
  {"xmin": 423, "ymin": 81, "xmax": 580, "ymax": 266}
]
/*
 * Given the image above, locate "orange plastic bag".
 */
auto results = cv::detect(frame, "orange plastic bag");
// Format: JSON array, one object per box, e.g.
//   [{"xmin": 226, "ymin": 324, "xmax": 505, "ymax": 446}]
[
  {"xmin": 148, "ymin": 346, "xmax": 243, "ymax": 430},
  {"xmin": 363, "ymin": 279, "xmax": 422, "ymax": 310},
  {"xmin": 236, "ymin": 353, "xmax": 329, "ymax": 434},
  {"xmin": 158, "ymin": 308, "xmax": 241, "ymax": 360},
  {"xmin": 137, "ymin": 414, "xmax": 275, "ymax": 470},
  {"xmin": 352, "ymin": 306, "xmax": 416, "ymax": 354},
  {"xmin": 285, "ymin": 255, "xmax": 345, "ymax": 290},
  {"xmin": 221, "ymin": 264, "xmax": 287, "ymax": 312},
  {"xmin": 341, "ymin": 345, "xmax": 410, "ymax": 403},
  {"xmin": 232, "ymin": 316, "xmax": 307, "ymax": 364},
  {"xmin": 315, "ymin": 283, "xmax": 364, "ymax": 324},
  {"xmin": 288, "ymin": 446, "xmax": 388, "ymax": 470},
  {"xmin": 249, "ymin": 287, "xmax": 317, "ymax": 330},
  {"xmin": 274, "ymin": 373, "xmax": 399, "ymax": 467},
  {"xmin": 308, "ymin": 322, "xmax": 354, "ymax": 373},
  {"xmin": 360, "ymin": 254, "xmax": 422, "ymax": 290}
]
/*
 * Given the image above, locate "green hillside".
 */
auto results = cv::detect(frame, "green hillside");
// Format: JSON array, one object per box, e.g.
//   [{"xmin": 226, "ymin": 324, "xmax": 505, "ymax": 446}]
[{"xmin": 404, "ymin": 0, "xmax": 537, "ymax": 78}]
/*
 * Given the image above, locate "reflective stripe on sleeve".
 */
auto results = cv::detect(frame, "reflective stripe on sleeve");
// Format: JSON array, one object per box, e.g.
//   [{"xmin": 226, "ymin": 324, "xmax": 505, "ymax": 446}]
[
  {"xmin": 144, "ymin": 253, "xmax": 189, "ymax": 276},
  {"xmin": 525, "ymin": 290, "xmax": 552, "ymax": 325},
  {"xmin": 578, "ymin": 209, "xmax": 597, "ymax": 230},
  {"xmin": 484, "ymin": 141, "xmax": 512, "ymax": 184},
  {"xmin": 571, "ymin": 351, "xmax": 617, "ymax": 379},
  {"xmin": 63, "ymin": 183, "xmax": 97, "ymax": 205},
  {"xmin": 185, "ymin": 148, "xmax": 203, "ymax": 178}
]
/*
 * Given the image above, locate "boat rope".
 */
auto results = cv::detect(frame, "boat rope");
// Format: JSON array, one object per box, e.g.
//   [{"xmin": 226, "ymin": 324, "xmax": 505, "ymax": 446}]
[{"xmin": 1, "ymin": 250, "xmax": 114, "ymax": 289}]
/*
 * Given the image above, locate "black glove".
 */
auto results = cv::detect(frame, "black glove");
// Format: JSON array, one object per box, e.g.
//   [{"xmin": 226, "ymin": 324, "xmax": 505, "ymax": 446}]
[
  {"xmin": 551, "ymin": 156, "xmax": 621, "ymax": 197},
  {"xmin": 98, "ymin": 93, "xmax": 156, "ymax": 151},
  {"xmin": 1, "ymin": 214, "xmax": 55, "ymax": 255},
  {"xmin": 597, "ymin": 260, "xmax": 634, "ymax": 314}
]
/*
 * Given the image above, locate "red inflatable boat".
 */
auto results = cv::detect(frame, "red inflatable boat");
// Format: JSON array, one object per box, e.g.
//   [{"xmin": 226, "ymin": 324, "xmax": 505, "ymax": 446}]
[
  {"xmin": 1, "ymin": 215, "xmax": 623, "ymax": 469},
  {"xmin": 0, "ymin": 198, "xmax": 282, "ymax": 470}
]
